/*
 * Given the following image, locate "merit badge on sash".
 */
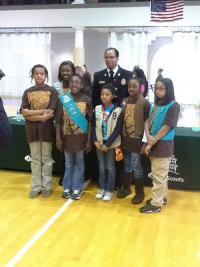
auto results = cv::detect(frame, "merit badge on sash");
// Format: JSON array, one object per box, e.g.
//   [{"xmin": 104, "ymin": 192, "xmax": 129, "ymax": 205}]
[
  {"xmin": 121, "ymin": 79, "xmax": 126, "ymax": 85},
  {"xmin": 113, "ymin": 112, "xmax": 117, "ymax": 120}
]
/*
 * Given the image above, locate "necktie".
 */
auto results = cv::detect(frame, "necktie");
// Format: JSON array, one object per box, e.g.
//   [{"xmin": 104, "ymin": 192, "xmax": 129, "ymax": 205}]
[{"xmin": 109, "ymin": 70, "xmax": 114, "ymax": 82}]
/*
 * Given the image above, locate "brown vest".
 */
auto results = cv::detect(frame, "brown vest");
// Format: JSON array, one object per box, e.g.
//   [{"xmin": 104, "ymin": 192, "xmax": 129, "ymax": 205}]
[{"xmin": 123, "ymin": 95, "xmax": 146, "ymax": 136}]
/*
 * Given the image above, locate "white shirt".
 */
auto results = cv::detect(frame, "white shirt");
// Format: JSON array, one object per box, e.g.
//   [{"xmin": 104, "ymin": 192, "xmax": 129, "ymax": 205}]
[{"xmin": 107, "ymin": 65, "xmax": 119, "ymax": 78}]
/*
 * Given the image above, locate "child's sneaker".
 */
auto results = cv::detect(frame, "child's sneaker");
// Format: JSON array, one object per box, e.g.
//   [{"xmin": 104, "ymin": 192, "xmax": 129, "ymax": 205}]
[
  {"xmin": 71, "ymin": 190, "xmax": 82, "ymax": 200},
  {"xmin": 102, "ymin": 191, "xmax": 112, "ymax": 201},
  {"xmin": 140, "ymin": 203, "xmax": 161, "ymax": 214},
  {"xmin": 42, "ymin": 189, "xmax": 52, "ymax": 198},
  {"xmin": 96, "ymin": 189, "xmax": 106, "ymax": 199},
  {"xmin": 61, "ymin": 189, "xmax": 71, "ymax": 199},
  {"xmin": 29, "ymin": 190, "xmax": 40, "ymax": 199}
]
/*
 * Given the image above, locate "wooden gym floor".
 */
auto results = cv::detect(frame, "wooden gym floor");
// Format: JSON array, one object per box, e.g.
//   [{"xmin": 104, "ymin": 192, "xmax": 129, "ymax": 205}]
[{"xmin": 0, "ymin": 170, "xmax": 200, "ymax": 267}]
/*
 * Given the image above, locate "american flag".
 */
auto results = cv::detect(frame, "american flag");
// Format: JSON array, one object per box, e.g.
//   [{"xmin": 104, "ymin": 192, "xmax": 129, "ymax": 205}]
[{"xmin": 151, "ymin": 0, "xmax": 184, "ymax": 22}]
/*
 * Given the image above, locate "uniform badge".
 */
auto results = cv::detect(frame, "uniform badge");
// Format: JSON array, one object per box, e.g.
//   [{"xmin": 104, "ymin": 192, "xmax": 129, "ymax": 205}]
[
  {"xmin": 99, "ymin": 81, "xmax": 106, "ymax": 84},
  {"xmin": 95, "ymin": 106, "xmax": 102, "ymax": 116},
  {"xmin": 113, "ymin": 112, "xmax": 117, "ymax": 120},
  {"xmin": 121, "ymin": 79, "xmax": 126, "ymax": 86}
]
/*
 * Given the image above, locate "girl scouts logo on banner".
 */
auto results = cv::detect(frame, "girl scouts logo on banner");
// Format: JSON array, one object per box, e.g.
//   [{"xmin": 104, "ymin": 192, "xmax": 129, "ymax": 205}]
[
  {"xmin": 148, "ymin": 155, "xmax": 185, "ymax": 183},
  {"xmin": 121, "ymin": 79, "xmax": 126, "ymax": 85},
  {"xmin": 60, "ymin": 93, "xmax": 88, "ymax": 133}
]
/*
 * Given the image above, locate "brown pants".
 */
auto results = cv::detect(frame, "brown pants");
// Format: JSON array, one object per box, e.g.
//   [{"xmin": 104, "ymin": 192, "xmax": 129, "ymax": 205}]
[{"xmin": 150, "ymin": 157, "xmax": 171, "ymax": 207}]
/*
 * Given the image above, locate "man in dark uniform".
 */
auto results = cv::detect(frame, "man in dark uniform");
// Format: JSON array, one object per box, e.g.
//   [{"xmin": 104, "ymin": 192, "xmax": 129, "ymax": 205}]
[
  {"xmin": 92, "ymin": 47, "xmax": 133, "ymax": 107},
  {"xmin": 92, "ymin": 48, "xmax": 132, "ymax": 189}
]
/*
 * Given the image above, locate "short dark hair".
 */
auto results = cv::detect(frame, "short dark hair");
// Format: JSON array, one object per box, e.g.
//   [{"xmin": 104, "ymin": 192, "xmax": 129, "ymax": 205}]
[
  {"xmin": 155, "ymin": 78, "xmax": 175, "ymax": 105},
  {"xmin": 30, "ymin": 64, "xmax": 48, "ymax": 82},
  {"xmin": 101, "ymin": 83, "xmax": 116, "ymax": 95},
  {"xmin": 58, "ymin": 61, "xmax": 76, "ymax": 82},
  {"xmin": 104, "ymin": 47, "xmax": 119, "ymax": 58}
]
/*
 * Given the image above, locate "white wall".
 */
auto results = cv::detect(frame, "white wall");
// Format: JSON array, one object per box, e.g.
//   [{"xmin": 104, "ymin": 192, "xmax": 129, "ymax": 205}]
[
  {"xmin": 1, "ymin": 2, "xmax": 200, "ymax": 87},
  {"xmin": 1, "ymin": 2, "xmax": 200, "ymax": 81},
  {"xmin": 51, "ymin": 30, "xmax": 108, "ymax": 83},
  {"xmin": 0, "ymin": 3, "xmax": 200, "ymax": 28},
  {"xmin": 51, "ymin": 32, "xmax": 74, "ymax": 83},
  {"xmin": 84, "ymin": 30, "xmax": 108, "ymax": 75}
]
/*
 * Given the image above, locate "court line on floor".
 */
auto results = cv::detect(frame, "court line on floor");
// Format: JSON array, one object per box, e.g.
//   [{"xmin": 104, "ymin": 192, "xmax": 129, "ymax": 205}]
[{"xmin": 5, "ymin": 179, "xmax": 91, "ymax": 267}]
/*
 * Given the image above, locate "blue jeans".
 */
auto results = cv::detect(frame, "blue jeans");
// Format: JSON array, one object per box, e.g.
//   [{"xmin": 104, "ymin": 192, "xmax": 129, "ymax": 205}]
[
  {"xmin": 63, "ymin": 151, "xmax": 85, "ymax": 191},
  {"xmin": 123, "ymin": 150, "xmax": 143, "ymax": 179},
  {"xmin": 96, "ymin": 149, "xmax": 116, "ymax": 192}
]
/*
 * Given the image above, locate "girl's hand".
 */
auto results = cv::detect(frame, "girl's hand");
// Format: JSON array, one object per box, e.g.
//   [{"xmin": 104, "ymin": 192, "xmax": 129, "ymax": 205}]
[
  {"xmin": 99, "ymin": 141, "xmax": 103, "ymax": 147},
  {"xmin": 94, "ymin": 141, "xmax": 102, "ymax": 150},
  {"xmin": 56, "ymin": 138, "xmax": 63, "ymax": 152},
  {"xmin": 44, "ymin": 109, "xmax": 54, "ymax": 114},
  {"xmin": 100, "ymin": 145, "xmax": 108, "ymax": 152},
  {"xmin": 140, "ymin": 143, "xmax": 151, "ymax": 156},
  {"xmin": 94, "ymin": 142, "xmax": 108, "ymax": 152},
  {"xmin": 147, "ymin": 135, "xmax": 157, "ymax": 146},
  {"xmin": 94, "ymin": 142, "xmax": 100, "ymax": 148},
  {"xmin": 40, "ymin": 111, "xmax": 54, "ymax": 122},
  {"xmin": 144, "ymin": 144, "xmax": 151, "ymax": 155}
]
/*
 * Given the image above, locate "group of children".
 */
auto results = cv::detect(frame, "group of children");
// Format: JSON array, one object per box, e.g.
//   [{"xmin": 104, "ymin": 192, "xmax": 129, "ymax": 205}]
[{"xmin": 20, "ymin": 62, "xmax": 180, "ymax": 214}]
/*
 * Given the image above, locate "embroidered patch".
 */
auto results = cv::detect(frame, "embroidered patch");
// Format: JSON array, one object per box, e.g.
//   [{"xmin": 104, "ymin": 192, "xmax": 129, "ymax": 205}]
[
  {"xmin": 95, "ymin": 106, "xmax": 102, "ymax": 112},
  {"xmin": 95, "ymin": 107, "xmax": 102, "ymax": 117},
  {"xmin": 113, "ymin": 112, "xmax": 117, "ymax": 120},
  {"xmin": 121, "ymin": 79, "xmax": 126, "ymax": 86}
]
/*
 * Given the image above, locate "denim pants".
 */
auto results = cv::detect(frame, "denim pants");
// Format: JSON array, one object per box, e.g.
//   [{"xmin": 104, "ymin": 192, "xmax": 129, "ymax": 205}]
[
  {"xmin": 63, "ymin": 151, "xmax": 85, "ymax": 191},
  {"xmin": 29, "ymin": 141, "xmax": 54, "ymax": 192},
  {"xmin": 96, "ymin": 148, "xmax": 116, "ymax": 192},
  {"xmin": 123, "ymin": 150, "xmax": 143, "ymax": 179}
]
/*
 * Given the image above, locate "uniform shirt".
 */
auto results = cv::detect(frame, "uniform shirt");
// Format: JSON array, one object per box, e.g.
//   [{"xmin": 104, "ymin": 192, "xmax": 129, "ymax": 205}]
[
  {"xmin": 107, "ymin": 65, "xmax": 119, "ymax": 78},
  {"xmin": 20, "ymin": 85, "xmax": 58, "ymax": 143},
  {"xmin": 92, "ymin": 66, "xmax": 133, "ymax": 107},
  {"xmin": 55, "ymin": 93, "xmax": 92, "ymax": 153},
  {"xmin": 149, "ymin": 102, "xmax": 180, "ymax": 158}
]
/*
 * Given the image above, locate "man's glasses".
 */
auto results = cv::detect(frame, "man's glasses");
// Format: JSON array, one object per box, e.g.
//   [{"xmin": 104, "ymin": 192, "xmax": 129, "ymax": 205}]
[{"xmin": 104, "ymin": 56, "xmax": 117, "ymax": 60}]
